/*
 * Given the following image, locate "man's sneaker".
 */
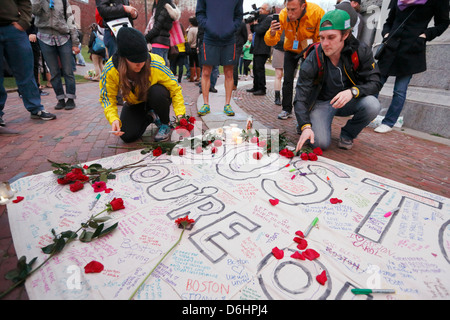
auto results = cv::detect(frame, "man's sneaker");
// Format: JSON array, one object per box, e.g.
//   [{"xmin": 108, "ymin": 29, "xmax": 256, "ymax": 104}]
[
  {"xmin": 224, "ymin": 104, "xmax": 235, "ymax": 116},
  {"xmin": 278, "ymin": 110, "xmax": 292, "ymax": 120},
  {"xmin": 338, "ymin": 136, "xmax": 353, "ymax": 150},
  {"xmin": 374, "ymin": 124, "xmax": 392, "ymax": 133},
  {"xmin": 55, "ymin": 99, "xmax": 65, "ymax": 110},
  {"xmin": 198, "ymin": 104, "xmax": 210, "ymax": 116},
  {"xmin": 65, "ymin": 98, "xmax": 76, "ymax": 110},
  {"xmin": 154, "ymin": 124, "xmax": 171, "ymax": 142},
  {"xmin": 30, "ymin": 110, "xmax": 56, "ymax": 121},
  {"xmin": 0, "ymin": 116, "xmax": 5, "ymax": 126}
]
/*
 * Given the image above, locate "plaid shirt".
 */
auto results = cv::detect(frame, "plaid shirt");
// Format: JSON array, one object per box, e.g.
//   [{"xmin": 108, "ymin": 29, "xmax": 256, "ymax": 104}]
[{"xmin": 37, "ymin": 31, "xmax": 70, "ymax": 47}]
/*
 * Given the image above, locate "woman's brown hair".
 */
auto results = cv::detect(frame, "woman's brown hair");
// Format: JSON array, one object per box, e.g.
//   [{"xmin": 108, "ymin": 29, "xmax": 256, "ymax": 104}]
[{"xmin": 117, "ymin": 56, "xmax": 152, "ymax": 102}]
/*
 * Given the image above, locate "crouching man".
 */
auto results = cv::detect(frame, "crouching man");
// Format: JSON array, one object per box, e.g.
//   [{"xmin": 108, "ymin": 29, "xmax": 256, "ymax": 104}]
[{"xmin": 294, "ymin": 9, "xmax": 381, "ymax": 152}]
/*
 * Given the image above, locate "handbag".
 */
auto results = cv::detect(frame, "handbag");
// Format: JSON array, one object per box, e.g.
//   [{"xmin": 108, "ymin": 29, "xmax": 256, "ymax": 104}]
[
  {"xmin": 374, "ymin": 8, "xmax": 416, "ymax": 60},
  {"xmin": 92, "ymin": 32, "xmax": 105, "ymax": 53},
  {"xmin": 169, "ymin": 20, "xmax": 184, "ymax": 46}
]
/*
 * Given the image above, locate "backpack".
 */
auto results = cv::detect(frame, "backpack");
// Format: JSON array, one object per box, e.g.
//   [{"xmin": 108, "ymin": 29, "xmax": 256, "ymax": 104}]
[
  {"xmin": 92, "ymin": 31, "xmax": 105, "ymax": 53},
  {"xmin": 301, "ymin": 42, "xmax": 360, "ymax": 83}
]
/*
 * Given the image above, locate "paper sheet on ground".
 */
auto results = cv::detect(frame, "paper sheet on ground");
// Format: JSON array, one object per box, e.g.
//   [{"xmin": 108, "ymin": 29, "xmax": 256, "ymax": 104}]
[{"xmin": 7, "ymin": 140, "xmax": 450, "ymax": 300}]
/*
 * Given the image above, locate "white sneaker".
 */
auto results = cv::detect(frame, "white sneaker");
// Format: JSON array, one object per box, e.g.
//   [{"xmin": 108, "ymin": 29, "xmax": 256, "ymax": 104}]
[{"xmin": 374, "ymin": 124, "xmax": 393, "ymax": 133}]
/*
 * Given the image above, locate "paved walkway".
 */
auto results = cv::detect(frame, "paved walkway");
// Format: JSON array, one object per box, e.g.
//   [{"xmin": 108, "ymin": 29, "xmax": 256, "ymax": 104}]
[{"xmin": 1, "ymin": 70, "xmax": 449, "ymax": 300}]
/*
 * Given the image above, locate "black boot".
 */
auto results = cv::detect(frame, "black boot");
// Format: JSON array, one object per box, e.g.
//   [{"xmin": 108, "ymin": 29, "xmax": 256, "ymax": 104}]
[{"xmin": 274, "ymin": 90, "xmax": 281, "ymax": 105}]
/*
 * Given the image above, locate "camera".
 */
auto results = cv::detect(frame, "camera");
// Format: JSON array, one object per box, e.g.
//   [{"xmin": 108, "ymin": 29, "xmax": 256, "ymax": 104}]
[{"xmin": 244, "ymin": 4, "xmax": 260, "ymax": 24}]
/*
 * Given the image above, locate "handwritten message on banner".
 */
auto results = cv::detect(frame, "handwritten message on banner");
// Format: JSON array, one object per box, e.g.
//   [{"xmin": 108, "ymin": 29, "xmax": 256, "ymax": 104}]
[{"xmin": 7, "ymin": 141, "xmax": 450, "ymax": 300}]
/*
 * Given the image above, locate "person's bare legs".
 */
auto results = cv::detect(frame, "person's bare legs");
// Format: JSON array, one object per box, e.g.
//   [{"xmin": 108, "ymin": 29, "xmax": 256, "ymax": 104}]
[
  {"xmin": 223, "ymin": 65, "xmax": 234, "ymax": 105},
  {"xmin": 201, "ymin": 65, "xmax": 212, "ymax": 105}
]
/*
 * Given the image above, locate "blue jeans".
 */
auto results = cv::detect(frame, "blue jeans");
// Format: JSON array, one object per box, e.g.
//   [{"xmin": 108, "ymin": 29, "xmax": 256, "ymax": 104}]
[
  {"xmin": 104, "ymin": 30, "xmax": 117, "ymax": 58},
  {"xmin": 0, "ymin": 25, "xmax": 44, "ymax": 117},
  {"xmin": 152, "ymin": 47, "xmax": 169, "ymax": 66},
  {"xmin": 39, "ymin": 38, "xmax": 76, "ymax": 100},
  {"xmin": 380, "ymin": 74, "xmax": 412, "ymax": 127},
  {"xmin": 309, "ymin": 96, "xmax": 380, "ymax": 150}
]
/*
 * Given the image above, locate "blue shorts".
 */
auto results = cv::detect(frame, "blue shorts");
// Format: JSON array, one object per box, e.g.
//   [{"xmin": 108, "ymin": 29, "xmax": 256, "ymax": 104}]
[{"xmin": 201, "ymin": 43, "xmax": 236, "ymax": 66}]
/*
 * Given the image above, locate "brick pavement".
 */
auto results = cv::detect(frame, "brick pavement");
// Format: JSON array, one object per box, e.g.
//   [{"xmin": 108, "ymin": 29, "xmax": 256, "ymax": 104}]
[{"xmin": 1, "ymin": 75, "xmax": 449, "ymax": 300}]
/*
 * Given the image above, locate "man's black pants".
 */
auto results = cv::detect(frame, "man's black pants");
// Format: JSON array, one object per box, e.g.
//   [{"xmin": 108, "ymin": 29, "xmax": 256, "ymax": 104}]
[{"xmin": 282, "ymin": 51, "xmax": 300, "ymax": 113}]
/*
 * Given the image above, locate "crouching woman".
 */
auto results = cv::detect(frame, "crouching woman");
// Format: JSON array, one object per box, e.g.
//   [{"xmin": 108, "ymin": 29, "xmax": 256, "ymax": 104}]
[{"xmin": 100, "ymin": 27, "xmax": 185, "ymax": 143}]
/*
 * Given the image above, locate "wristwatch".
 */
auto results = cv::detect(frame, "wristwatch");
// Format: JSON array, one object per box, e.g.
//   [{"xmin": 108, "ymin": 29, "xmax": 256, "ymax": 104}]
[{"xmin": 351, "ymin": 87, "xmax": 359, "ymax": 98}]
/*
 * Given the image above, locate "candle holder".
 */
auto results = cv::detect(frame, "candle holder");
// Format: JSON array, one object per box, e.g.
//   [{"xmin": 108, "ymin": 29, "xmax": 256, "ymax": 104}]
[{"xmin": 0, "ymin": 182, "xmax": 16, "ymax": 204}]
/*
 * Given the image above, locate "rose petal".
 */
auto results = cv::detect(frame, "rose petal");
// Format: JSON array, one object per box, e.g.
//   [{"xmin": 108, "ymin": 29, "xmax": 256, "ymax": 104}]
[
  {"xmin": 250, "ymin": 136, "xmax": 259, "ymax": 143},
  {"xmin": 330, "ymin": 198, "xmax": 343, "ymax": 204},
  {"xmin": 316, "ymin": 270, "xmax": 327, "ymax": 285},
  {"xmin": 295, "ymin": 230, "xmax": 304, "ymax": 238},
  {"xmin": 84, "ymin": 260, "xmax": 104, "ymax": 274},
  {"xmin": 213, "ymin": 139, "xmax": 222, "ymax": 147},
  {"xmin": 195, "ymin": 146, "xmax": 203, "ymax": 153},
  {"xmin": 252, "ymin": 152, "xmax": 263, "ymax": 160},
  {"xmin": 294, "ymin": 237, "xmax": 308, "ymax": 250},
  {"xmin": 290, "ymin": 251, "xmax": 305, "ymax": 260},
  {"xmin": 272, "ymin": 247, "xmax": 284, "ymax": 259},
  {"xmin": 12, "ymin": 196, "xmax": 24, "ymax": 203},
  {"xmin": 269, "ymin": 199, "xmax": 279, "ymax": 206},
  {"xmin": 303, "ymin": 248, "xmax": 320, "ymax": 261}
]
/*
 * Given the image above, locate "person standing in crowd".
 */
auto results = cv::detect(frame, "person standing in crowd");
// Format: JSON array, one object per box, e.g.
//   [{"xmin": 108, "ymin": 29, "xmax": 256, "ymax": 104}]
[
  {"xmin": 241, "ymin": 33, "xmax": 253, "ymax": 81},
  {"xmin": 145, "ymin": 0, "xmax": 180, "ymax": 66},
  {"xmin": 87, "ymin": 23, "xmax": 106, "ymax": 81},
  {"xmin": 246, "ymin": 3, "xmax": 272, "ymax": 96},
  {"xmin": 265, "ymin": 0, "xmax": 324, "ymax": 120},
  {"xmin": 294, "ymin": 10, "xmax": 381, "ymax": 152},
  {"xmin": 0, "ymin": 0, "xmax": 56, "ymax": 126},
  {"xmin": 196, "ymin": 0, "xmax": 244, "ymax": 117},
  {"xmin": 374, "ymin": 0, "xmax": 449, "ymax": 134},
  {"xmin": 336, "ymin": 0, "xmax": 365, "ymax": 42},
  {"xmin": 100, "ymin": 27, "xmax": 186, "ymax": 143},
  {"xmin": 233, "ymin": 20, "xmax": 248, "ymax": 90},
  {"xmin": 170, "ymin": 25, "xmax": 187, "ymax": 83},
  {"xmin": 27, "ymin": 15, "xmax": 49, "ymax": 96},
  {"xmin": 32, "ymin": 0, "xmax": 80, "ymax": 111},
  {"xmin": 187, "ymin": 16, "xmax": 199, "ymax": 82},
  {"xmin": 272, "ymin": 32, "xmax": 285, "ymax": 105},
  {"xmin": 96, "ymin": 0, "xmax": 138, "ymax": 58}
]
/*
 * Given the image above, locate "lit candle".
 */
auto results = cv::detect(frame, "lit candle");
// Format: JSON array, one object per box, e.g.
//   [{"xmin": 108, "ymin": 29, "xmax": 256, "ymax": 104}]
[{"xmin": 236, "ymin": 136, "xmax": 243, "ymax": 144}]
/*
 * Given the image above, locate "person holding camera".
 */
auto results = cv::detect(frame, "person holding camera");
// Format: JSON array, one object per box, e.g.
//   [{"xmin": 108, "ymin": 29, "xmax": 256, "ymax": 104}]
[
  {"xmin": 246, "ymin": 3, "xmax": 272, "ymax": 96},
  {"xmin": 264, "ymin": 0, "xmax": 324, "ymax": 120}
]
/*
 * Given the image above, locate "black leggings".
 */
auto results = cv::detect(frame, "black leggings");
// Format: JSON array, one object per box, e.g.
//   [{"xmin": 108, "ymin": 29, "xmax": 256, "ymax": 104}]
[{"xmin": 120, "ymin": 84, "xmax": 171, "ymax": 143}]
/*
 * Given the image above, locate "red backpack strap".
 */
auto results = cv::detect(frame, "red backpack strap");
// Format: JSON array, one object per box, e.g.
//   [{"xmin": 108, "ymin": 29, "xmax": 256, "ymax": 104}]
[{"xmin": 351, "ymin": 51, "xmax": 359, "ymax": 70}]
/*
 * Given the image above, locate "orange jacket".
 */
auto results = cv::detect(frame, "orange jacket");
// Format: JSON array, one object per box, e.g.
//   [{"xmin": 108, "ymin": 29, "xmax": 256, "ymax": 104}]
[{"xmin": 264, "ymin": 2, "xmax": 324, "ymax": 54}]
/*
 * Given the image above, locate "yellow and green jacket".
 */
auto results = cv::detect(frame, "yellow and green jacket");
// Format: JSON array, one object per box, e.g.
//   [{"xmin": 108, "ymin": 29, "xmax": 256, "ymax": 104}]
[
  {"xmin": 99, "ymin": 53, "xmax": 185, "ymax": 127},
  {"xmin": 264, "ymin": 2, "xmax": 324, "ymax": 54}
]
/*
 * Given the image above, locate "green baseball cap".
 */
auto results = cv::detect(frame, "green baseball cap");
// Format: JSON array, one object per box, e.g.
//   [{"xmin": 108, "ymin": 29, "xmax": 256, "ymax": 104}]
[{"xmin": 319, "ymin": 9, "xmax": 351, "ymax": 31}]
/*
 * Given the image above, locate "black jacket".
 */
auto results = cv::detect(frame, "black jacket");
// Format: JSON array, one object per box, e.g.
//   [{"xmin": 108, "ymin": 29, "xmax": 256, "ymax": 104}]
[
  {"xmin": 95, "ymin": 0, "xmax": 136, "ymax": 26},
  {"xmin": 250, "ymin": 14, "xmax": 272, "ymax": 56},
  {"xmin": 294, "ymin": 37, "xmax": 381, "ymax": 129},
  {"xmin": 145, "ymin": 0, "xmax": 175, "ymax": 47},
  {"xmin": 377, "ymin": 0, "xmax": 449, "ymax": 77}
]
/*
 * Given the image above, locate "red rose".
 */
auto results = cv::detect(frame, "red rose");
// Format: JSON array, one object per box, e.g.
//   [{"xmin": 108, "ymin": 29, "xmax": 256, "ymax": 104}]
[
  {"xmin": 188, "ymin": 116, "xmax": 196, "ymax": 124},
  {"xmin": 84, "ymin": 261, "xmax": 104, "ymax": 274},
  {"xmin": 70, "ymin": 181, "xmax": 84, "ymax": 192},
  {"xmin": 300, "ymin": 153, "xmax": 309, "ymax": 160},
  {"xmin": 316, "ymin": 270, "xmax": 327, "ymax": 285},
  {"xmin": 195, "ymin": 146, "xmax": 203, "ymax": 153},
  {"xmin": 250, "ymin": 136, "xmax": 259, "ymax": 143},
  {"xmin": 92, "ymin": 181, "xmax": 107, "ymax": 193},
  {"xmin": 108, "ymin": 197, "xmax": 125, "ymax": 211},
  {"xmin": 187, "ymin": 124, "xmax": 194, "ymax": 132},
  {"xmin": 279, "ymin": 148, "xmax": 294, "ymax": 158},
  {"xmin": 180, "ymin": 118, "xmax": 188, "ymax": 127},
  {"xmin": 272, "ymin": 247, "xmax": 284, "ymax": 259},
  {"xmin": 313, "ymin": 147, "xmax": 323, "ymax": 156},
  {"xmin": 211, "ymin": 147, "xmax": 218, "ymax": 154},
  {"xmin": 308, "ymin": 153, "xmax": 318, "ymax": 161},
  {"xmin": 12, "ymin": 196, "xmax": 24, "ymax": 203},
  {"xmin": 175, "ymin": 215, "xmax": 195, "ymax": 228},
  {"xmin": 252, "ymin": 152, "xmax": 263, "ymax": 160},
  {"xmin": 152, "ymin": 146, "xmax": 163, "ymax": 157},
  {"xmin": 57, "ymin": 177, "xmax": 70, "ymax": 185}
]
